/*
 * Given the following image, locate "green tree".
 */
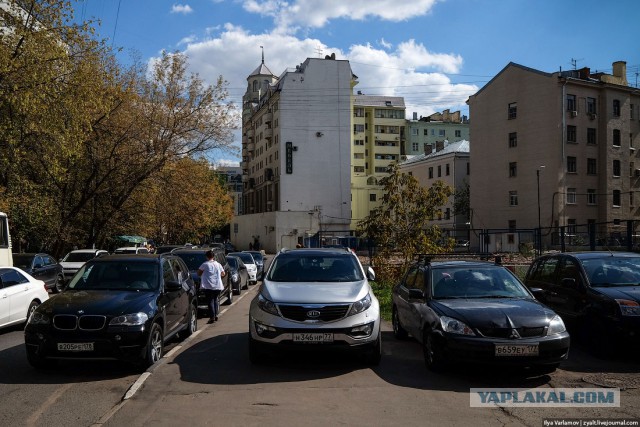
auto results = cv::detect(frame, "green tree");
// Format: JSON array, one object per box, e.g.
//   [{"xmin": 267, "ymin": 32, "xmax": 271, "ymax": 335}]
[{"xmin": 357, "ymin": 164, "xmax": 453, "ymax": 278}]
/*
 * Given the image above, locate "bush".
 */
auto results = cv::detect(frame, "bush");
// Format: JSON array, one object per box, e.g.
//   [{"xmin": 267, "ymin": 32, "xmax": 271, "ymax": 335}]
[{"xmin": 370, "ymin": 280, "xmax": 393, "ymax": 321}]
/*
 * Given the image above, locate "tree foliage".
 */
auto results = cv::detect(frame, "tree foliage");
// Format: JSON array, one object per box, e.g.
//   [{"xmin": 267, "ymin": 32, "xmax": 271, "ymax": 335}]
[
  {"xmin": 357, "ymin": 164, "xmax": 453, "ymax": 278},
  {"xmin": 0, "ymin": 1, "xmax": 237, "ymax": 256}
]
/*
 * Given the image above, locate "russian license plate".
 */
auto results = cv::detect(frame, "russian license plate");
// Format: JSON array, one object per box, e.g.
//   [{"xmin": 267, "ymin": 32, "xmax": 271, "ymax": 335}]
[
  {"xmin": 292, "ymin": 333, "xmax": 334, "ymax": 343},
  {"xmin": 57, "ymin": 342, "xmax": 94, "ymax": 352},
  {"xmin": 495, "ymin": 344, "xmax": 539, "ymax": 356}
]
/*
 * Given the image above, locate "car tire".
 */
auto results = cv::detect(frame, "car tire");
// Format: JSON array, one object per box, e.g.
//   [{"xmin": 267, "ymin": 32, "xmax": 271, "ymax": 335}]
[
  {"xmin": 142, "ymin": 323, "xmax": 164, "ymax": 368},
  {"xmin": 363, "ymin": 330, "xmax": 382, "ymax": 366},
  {"xmin": 54, "ymin": 275, "xmax": 64, "ymax": 293},
  {"xmin": 249, "ymin": 336, "xmax": 266, "ymax": 365},
  {"xmin": 233, "ymin": 283, "xmax": 241, "ymax": 296},
  {"xmin": 182, "ymin": 304, "xmax": 197, "ymax": 339},
  {"xmin": 392, "ymin": 306, "xmax": 408, "ymax": 340},
  {"xmin": 224, "ymin": 288, "xmax": 233, "ymax": 305},
  {"xmin": 424, "ymin": 331, "xmax": 446, "ymax": 372},
  {"xmin": 26, "ymin": 300, "xmax": 39, "ymax": 323},
  {"xmin": 26, "ymin": 346, "xmax": 51, "ymax": 369}
]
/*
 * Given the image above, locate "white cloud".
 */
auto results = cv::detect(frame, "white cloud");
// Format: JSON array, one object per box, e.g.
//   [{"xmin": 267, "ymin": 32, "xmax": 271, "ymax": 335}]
[
  {"xmin": 242, "ymin": 0, "xmax": 439, "ymax": 33},
  {"xmin": 171, "ymin": 4, "xmax": 193, "ymax": 14},
  {"xmin": 178, "ymin": 35, "xmax": 197, "ymax": 46},
  {"xmin": 378, "ymin": 38, "xmax": 392, "ymax": 50}
]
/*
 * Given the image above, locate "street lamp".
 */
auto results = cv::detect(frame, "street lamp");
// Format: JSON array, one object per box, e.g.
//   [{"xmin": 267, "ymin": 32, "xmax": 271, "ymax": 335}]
[{"xmin": 536, "ymin": 166, "xmax": 545, "ymax": 255}]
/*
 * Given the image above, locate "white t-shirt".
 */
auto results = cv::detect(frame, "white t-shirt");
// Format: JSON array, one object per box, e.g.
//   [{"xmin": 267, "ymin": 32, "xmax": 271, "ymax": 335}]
[{"xmin": 198, "ymin": 260, "xmax": 224, "ymax": 291}]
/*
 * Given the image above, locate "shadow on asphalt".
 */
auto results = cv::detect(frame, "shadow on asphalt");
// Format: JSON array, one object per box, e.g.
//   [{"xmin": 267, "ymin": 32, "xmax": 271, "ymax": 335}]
[{"xmin": 170, "ymin": 331, "xmax": 559, "ymax": 391}]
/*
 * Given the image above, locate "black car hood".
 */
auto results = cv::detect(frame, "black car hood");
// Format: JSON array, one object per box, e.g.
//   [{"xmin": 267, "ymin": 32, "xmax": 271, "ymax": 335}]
[
  {"xmin": 593, "ymin": 286, "xmax": 640, "ymax": 302},
  {"xmin": 39, "ymin": 290, "xmax": 156, "ymax": 316},
  {"xmin": 431, "ymin": 298, "xmax": 556, "ymax": 328}
]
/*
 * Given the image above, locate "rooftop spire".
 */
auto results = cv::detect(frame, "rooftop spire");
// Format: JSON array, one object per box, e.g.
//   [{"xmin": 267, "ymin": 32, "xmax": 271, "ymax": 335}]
[{"xmin": 260, "ymin": 45, "xmax": 264, "ymax": 64}]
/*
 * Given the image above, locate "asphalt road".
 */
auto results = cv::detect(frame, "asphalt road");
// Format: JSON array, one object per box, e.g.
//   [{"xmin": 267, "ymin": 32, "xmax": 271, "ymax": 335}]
[{"xmin": 2, "ymin": 281, "xmax": 640, "ymax": 426}]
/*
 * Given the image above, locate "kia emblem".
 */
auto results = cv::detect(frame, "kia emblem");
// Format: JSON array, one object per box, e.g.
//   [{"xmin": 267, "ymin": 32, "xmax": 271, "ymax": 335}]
[{"xmin": 306, "ymin": 310, "xmax": 321, "ymax": 318}]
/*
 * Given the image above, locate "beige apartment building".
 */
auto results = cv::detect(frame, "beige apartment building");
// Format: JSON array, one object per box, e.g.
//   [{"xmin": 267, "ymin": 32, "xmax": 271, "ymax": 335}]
[
  {"xmin": 468, "ymin": 61, "xmax": 640, "ymax": 252},
  {"xmin": 351, "ymin": 94, "xmax": 405, "ymax": 228}
]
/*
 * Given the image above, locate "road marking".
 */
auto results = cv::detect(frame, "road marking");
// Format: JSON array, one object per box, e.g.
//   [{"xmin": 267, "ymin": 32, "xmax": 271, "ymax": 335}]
[
  {"xmin": 123, "ymin": 372, "xmax": 151, "ymax": 400},
  {"xmin": 27, "ymin": 383, "xmax": 73, "ymax": 426}
]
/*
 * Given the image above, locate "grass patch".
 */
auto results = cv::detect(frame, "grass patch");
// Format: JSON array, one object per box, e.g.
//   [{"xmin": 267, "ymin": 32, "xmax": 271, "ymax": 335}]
[{"xmin": 370, "ymin": 280, "xmax": 393, "ymax": 322}]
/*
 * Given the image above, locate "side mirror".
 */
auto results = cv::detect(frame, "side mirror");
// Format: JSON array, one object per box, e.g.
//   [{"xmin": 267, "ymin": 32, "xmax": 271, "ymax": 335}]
[
  {"xmin": 366, "ymin": 266, "xmax": 376, "ymax": 281},
  {"xmin": 561, "ymin": 277, "xmax": 580, "ymax": 291},
  {"xmin": 408, "ymin": 288, "xmax": 425, "ymax": 300},
  {"xmin": 529, "ymin": 287, "xmax": 545, "ymax": 299},
  {"xmin": 34, "ymin": 263, "xmax": 43, "ymax": 269},
  {"xmin": 165, "ymin": 280, "xmax": 182, "ymax": 292}
]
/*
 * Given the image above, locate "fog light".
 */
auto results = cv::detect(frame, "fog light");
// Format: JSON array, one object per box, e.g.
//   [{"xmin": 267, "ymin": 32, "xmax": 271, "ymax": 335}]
[
  {"xmin": 348, "ymin": 322, "xmax": 374, "ymax": 338},
  {"xmin": 114, "ymin": 335, "xmax": 121, "ymax": 341},
  {"xmin": 254, "ymin": 321, "xmax": 277, "ymax": 337}
]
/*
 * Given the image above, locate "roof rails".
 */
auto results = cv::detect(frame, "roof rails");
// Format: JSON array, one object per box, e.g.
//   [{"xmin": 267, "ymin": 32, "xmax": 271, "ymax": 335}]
[{"xmin": 414, "ymin": 253, "xmax": 503, "ymax": 266}]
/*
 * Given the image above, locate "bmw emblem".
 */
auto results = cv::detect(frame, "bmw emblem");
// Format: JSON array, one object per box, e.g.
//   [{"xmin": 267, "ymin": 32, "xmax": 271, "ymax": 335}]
[
  {"xmin": 77, "ymin": 310, "xmax": 84, "ymax": 315},
  {"xmin": 306, "ymin": 310, "xmax": 321, "ymax": 318}
]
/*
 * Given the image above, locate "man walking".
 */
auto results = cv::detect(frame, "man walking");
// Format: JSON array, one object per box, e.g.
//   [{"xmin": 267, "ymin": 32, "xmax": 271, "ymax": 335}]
[{"xmin": 197, "ymin": 250, "xmax": 226, "ymax": 324}]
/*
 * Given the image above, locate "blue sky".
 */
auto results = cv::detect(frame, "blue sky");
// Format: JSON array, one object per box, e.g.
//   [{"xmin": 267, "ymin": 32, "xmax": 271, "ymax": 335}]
[{"xmin": 71, "ymin": 0, "xmax": 640, "ymax": 165}]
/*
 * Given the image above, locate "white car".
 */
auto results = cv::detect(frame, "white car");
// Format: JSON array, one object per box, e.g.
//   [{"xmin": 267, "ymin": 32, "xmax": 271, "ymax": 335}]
[
  {"xmin": 0, "ymin": 267, "xmax": 49, "ymax": 330},
  {"xmin": 249, "ymin": 248, "xmax": 381, "ymax": 365},
  {"xmin": 60, "ymin": 249, "xmax": 109, "ymax": 283},
  {"xmin": 114, "ymin": 246, "xmax": 149, "ymax": 254},
  {"xmin": 228, "ymin": 252, "xmax": 258, "ymax": 284}
]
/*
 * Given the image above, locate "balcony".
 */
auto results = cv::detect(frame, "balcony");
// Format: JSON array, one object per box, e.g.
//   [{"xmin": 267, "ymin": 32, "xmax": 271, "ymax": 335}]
[
  {"xmin": 264, "ymin": 128, "xmax": 273, "ymax": 140},
  {"xmin": 263, "ymin": 111, "xmax": 273, "ymax": 123},
  {"xmin": 247, "ymin": 142, "xmax": 255, "ymax": 152}
]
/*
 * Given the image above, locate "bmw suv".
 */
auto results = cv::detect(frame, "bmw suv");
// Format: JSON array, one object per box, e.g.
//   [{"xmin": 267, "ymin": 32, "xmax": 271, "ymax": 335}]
[{"xmin": 249, "ymin": 248, "xmax": 381, "ymax": 365}]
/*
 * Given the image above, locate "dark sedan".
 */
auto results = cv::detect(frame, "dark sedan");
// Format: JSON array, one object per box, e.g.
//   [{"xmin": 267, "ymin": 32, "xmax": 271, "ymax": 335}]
[
  {"xmin": 227, "ymin": 255, "xmax": 249, "ymax": 295},
  {"xmin": 24, "ymin": 254, "xmax": 197, "ymax": 369},
  {"xmin": 524, "ymin": 251, "xmax": 640, "ymax": 357},
  {"xmin": 392, "ymin": 257, "xmax": 570, "ymax": 372},
  {"xmin": 13, "ymin": 253, "xmax": 64, "ymax": 293}
]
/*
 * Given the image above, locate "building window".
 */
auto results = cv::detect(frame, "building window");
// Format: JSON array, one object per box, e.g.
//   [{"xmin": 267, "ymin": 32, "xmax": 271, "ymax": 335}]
[
  {"xmin": 508, "ymin": 102, "xmax": 517, "ymax": 119},
  {"xmin": 567, "ymin": 94, "xmax": 576, "ymax": 112},
  {"xmin": 567, "ymin": 125, "xmax": 577, "ymax": 143},
  {"xmin": 431, "ymin": 129, "xmax": 435, "ymax": 136},
  {"xmin": 369, "ymin": 194, "xmax": 377, "ymax": 202},
  {"xmin": 567, "ymin": 156, "xmax": 577, "ymax": 173},
  {"xmin": 354, "ymin": 124, "xmax": 365, "ymax": 133},
  {"xmin": 587, "ymin": 158, "xmax": 597, "ymax": 175},
  {"xmin": 509, "ymin": 132, "xmax": 517, "ymax": 148},
  {"xmin": 411, "ymin": 128, "xmax": 418, "ymax": 136},
  {"xmin": 445, "ymin": 164, "xmax": 450, "ymax": 176},
  {"xmin": 428, "ymin": 167, "xmax": 433, "ymax": 179},
  {"xmin": 613, "ymin": 190, "xmax": 621, "ymax": 207},
  {"xmin": 509, "ymin": 191, "xmax": 518, "ymax": 206},
  {"xmin": 412, "ymin": 142, "xmax": 418, "ymax": 151},
  {"xmin": 613, "ymin": 99, "xmax": 621, "ymax": 117},
  {"xmin": 613, "ymin": 159, "xmax": 621, "ymax": 177},
  {"xmin": 613, "ymin": 129, "xmax": 621, "ymax": 146},
  {"xmin": 587, "ymin": 189, "xmax": 597, "ymax": 205},
  {"xmin": 438, "ymin": 129, "xmax": 445, "ymax": 137},
  {"xmin": 567, "ymin": 188, "xmax": 576, "ymax": 204},
  {"xmin": 587, "ymin": 128, "xmax": 596, "ymax": 145},
  {"xmin": 424, "ymin": 129, "xmax": 428, "ymax": 136},
  {"xmin": 354, "ymin": 166, "xmax": 365, "ymax": 173},
  {"xmin": 509, "ymin": 162, "xmax": 517, "ymax": 177},
  {"xmin": 437, "ymin": 165, "xmax": 441, "ymax": 177},
  {"xmin": 587, "ymin": 97, "xmax": 596, "ymax": 114},
  {"xmin": 353, "ymin": 153, "xmax": 364, "ymax": 159},
  {"xmin": 455, "ymin": 130, "xmax": 461, "ymax": 138},
  {"xmin": 508, "ymin": 220, "xmax": 516, "ymax": 232},
  {"xmin": 354, "ymin": 139, "xmax": 364, "ymax": 146},
  {"xmin": 567, "ymin": 219, "xmax": 577, "ymax": 235}
]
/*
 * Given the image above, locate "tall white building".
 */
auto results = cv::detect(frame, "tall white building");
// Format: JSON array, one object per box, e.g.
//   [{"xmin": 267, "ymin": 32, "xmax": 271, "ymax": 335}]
[{"xmin": 235, "ymin": 55, "xmax": 357, "ymax": 252}]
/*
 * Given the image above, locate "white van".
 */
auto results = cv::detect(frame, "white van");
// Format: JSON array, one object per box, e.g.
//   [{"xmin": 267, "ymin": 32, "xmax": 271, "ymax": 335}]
[{"xmin": 0, "ymin": 212, "xmax": 12, "ymax": 267}]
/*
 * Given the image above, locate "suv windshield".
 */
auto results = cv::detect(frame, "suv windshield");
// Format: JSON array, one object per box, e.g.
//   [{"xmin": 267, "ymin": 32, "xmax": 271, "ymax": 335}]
[
  {"xmin": 581, "ymin": 257, "xmax": 640, "ymax": 286},
  {"xmin": 174, "ymin": 252, "xmax": 207, "ymax": 271},
  {"xmin": 67, "ymin": 261, "xmax": 159, "ymax": 291},
  {"xmin": 267, "ymin": 254, "xmax": 363, "ymax": 282},
  {"xmin": 431, "ymin": 267, "xmax": 531, "ymax": 299},
  {"xmin": 63, "ymin": 252, "xmax": 97, "ymax": 262}
]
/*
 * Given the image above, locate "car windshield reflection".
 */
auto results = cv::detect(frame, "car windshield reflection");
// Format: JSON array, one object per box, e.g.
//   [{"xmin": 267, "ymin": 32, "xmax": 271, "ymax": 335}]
[
  {"xmin": 68, "ymin": 262, "xmax": 158, "ymax": 291},
  {"xmin": 431, "ymin": 268, "xmax": 531, "ymax": 299},
  {"xmin": 267, "ymin": 255, "xmax": 363, "ymax": 282},
  {"xmin": 582, "ymin": 257, "xmax": 640, "ymax": 287}
]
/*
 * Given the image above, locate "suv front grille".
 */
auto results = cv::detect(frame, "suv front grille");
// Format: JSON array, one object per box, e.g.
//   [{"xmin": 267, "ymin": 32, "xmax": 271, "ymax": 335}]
[
  {"xmin": 53, "ymin": 315, "xmax": 107, "ymax": 331},
  {"xmin": 278, "ymin": 304, "xmax": 350, "ymax": 322}
]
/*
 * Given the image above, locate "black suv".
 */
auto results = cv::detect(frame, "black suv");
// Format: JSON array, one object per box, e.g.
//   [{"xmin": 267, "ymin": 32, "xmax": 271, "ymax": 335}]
[
  {"xmin": 524, "ymin": 251, "xmax": 640, "ymax": 356},
  {"xmin": 12, "ymin": 252, "xmax": 63, "ymax": 293},
  {"xmin": 392, "ymin": 256, "xmax": 570, "ymax": 372},
  {"xmin": 24, "ymin": 254, "xmax": 197, "ymax": 369},
  {"xmin": 172, "ymin": 248, "xmax": 233, "ymax": 310}
]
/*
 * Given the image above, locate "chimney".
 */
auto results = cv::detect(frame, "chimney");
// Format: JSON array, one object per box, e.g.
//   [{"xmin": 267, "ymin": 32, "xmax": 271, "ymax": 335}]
[
  {"xmin": 435, "ymin": 140, "xmax": 445, "ymax": 152},
  {"xmin": 612, "ymin": 61, "xmax": 628, "ymax": 85},
  {"xmin": 578, "ymin": 67, "xmax": 591, "ymax": 80},
  {"xmin": 413, "ymin": 112, "xmax": 418, "ymax": 120}
]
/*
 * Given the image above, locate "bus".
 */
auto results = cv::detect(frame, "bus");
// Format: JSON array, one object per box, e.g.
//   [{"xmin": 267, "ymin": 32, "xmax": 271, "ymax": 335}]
[{"xmin": 0, "ymin": 212, "xmax": 12, "ymax": 266}]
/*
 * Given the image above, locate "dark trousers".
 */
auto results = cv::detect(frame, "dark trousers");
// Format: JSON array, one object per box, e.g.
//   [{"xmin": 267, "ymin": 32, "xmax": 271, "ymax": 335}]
[{"xmin": 202, "ymin": 289, "xmax": 222, "ymax": 319}]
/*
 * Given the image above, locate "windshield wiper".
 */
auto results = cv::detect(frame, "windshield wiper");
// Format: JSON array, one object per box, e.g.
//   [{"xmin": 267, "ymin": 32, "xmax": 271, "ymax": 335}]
[{"xmin": 466, "ymin": 295, "xmax": 519, "ymax": 299}]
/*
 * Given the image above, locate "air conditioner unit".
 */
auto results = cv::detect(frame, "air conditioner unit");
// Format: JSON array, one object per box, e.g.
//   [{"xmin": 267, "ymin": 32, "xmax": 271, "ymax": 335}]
[
  {"xmin": 571, "ymin": 110, "xmax": 578, "ymax": 117},
  {"xmin": 635, "ymin": 169, "xmax": 640, "ymax": 177},
  {"xmin": 589, "ymin": 113, "xmax": 597, "ymax": 120}
]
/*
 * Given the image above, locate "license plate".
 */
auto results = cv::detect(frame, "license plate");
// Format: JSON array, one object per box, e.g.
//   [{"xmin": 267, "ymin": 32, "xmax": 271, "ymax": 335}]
[
  {"xmin": 57, "ymin": 342, "xmax": 94, "ymax": 352},
  {"xmin": 495, "ymin": 344, "xmax": 539, "ymax": 356},
  {"xmin": 293, "ymin": 333, "xmax": 334, "ymax": 343}
]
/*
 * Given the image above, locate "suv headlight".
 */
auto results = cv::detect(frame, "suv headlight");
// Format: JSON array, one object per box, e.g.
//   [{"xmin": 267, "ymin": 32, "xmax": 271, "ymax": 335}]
[
  {"xmin": 547, "ymin": 315, "xmax": 567, "ymax": 335},
  {"xmin": 439, "ymin": 316, "xmax": 475, "ymax": 336},
  {"xmin": 257, "ymin": 293, "xmax": 279, "ymax": 316},
  {"xmin": 28, "ymin": 311, "xmax": 50, "ymax": 325},
  {"xmin": 109, "ymin": 312, "xmax": 149, "ymax": 326},
  {"xmin": 348, "ymin": 293, "xmax": 372, "ymax": 316},
  {"xmin": 616, "ymin": 299, "xmax": 640, "ymax": 316}
]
